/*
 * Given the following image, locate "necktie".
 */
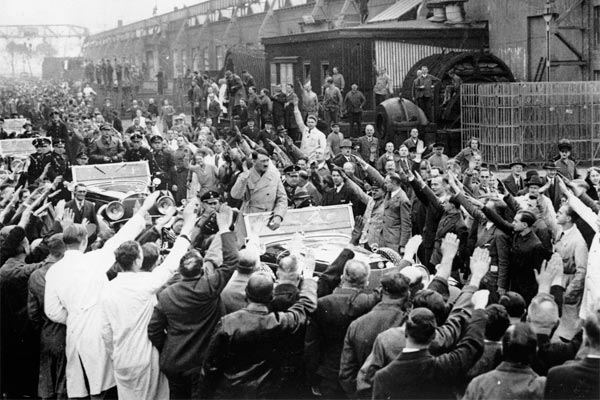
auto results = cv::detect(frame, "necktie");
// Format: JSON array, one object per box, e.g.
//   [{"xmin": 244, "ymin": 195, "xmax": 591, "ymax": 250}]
[{"xmin": 215, "ymin": 154, "xmax": 220, "ymax": 165}]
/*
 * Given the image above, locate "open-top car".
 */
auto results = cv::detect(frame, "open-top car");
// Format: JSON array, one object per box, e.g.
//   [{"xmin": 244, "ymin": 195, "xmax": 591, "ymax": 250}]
[
  {"xmin": 71, "ymin": 161, "xmax": 174, "ymax": 226},
  {"xmin": 243, "ymin": 204, "xmax": 402, "ymax": 288}
]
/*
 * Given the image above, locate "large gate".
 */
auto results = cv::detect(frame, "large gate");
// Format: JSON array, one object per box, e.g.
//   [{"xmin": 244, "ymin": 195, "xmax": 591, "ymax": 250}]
[{"xmin": 461, "ymin": 82, "xmax": 600, "ymax": 167}]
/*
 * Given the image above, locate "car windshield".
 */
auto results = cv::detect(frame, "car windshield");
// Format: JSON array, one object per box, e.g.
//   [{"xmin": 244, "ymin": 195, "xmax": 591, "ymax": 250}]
[{"xmin": 87, "ymin": 180, "xmax": 148, "ymax": 193}]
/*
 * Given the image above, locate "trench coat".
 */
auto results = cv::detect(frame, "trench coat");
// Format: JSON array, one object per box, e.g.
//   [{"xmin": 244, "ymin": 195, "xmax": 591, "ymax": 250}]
[
  {"xmin": 44, "ymin": 214, "xmax": 146, "ymax": 398},
  {"xmin": 230, "ymin": 164, "xmax": 288, "ymax": 218}
]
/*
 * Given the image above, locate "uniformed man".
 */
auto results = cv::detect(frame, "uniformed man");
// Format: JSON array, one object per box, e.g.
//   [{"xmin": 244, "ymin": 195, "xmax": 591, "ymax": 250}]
[
  {"xmin": 283, "ymin": 164, "xmax": 302, "ymax": 206},
  {"xmin": 27, "ymin": 137, "xmax": 52, "ymax": 184},
  {"xmin": 88, "ymin": 124, "xmax": 126, "ymax": 164},
  {"xmin": 172, "ymin": 135, "xmax": 193, "ymax": 205},
  {"xmin": 192, "ymin": 190, "xmax": 239, "ymax": 251},
  {"xmin": 124, "ymin": 132, "xmax": 157, "ymax": 171},
  {"xmin": 149, "ymin": 135, "xmax": 176, "ymax": 191},
  {"xmin": 74, "ymin": 151, "xmax": 89, "ymax": 166},
  {"xmin": 45, "ymin": 109, "xmax": 69, "ymax": 144},
  {"xmin": 47, "ymin": 138, "xmax": 72, "ymax": 182}
]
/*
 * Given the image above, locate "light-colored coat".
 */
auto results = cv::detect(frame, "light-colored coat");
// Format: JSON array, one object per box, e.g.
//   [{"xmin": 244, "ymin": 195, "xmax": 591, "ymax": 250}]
[
  {"xmin": 230, "ymin": 165, "xmax": 288, "ymax": 218},
  {"xmin": 44, "ymin": 214, "xmax": 146, "ymax": 398},
  {"xmin": 565, "ymin": 193, "xmax": 600, "ymax": 320},
  {"xmin": 99, "ymin": 236, "xmax": 189, "ymax": 400},
  {"xmin": 294, "ymin": 108, "xmax": 326, "ymax": 158}
]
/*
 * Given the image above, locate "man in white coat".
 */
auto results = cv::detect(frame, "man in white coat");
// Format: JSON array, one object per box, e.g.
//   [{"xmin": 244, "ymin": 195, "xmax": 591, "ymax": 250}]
[
  {"xmin": 99, "ymin": 200, "xmax": 229, "ymax": 400},
  {"xmin": 292, "ymin": 96, "xmax": 326, "ymax": 159},
  {"xmin": 559, "ymin": 179, "xmax": 600, "ymax": 321},
  {"xmin": 44, "ymin": 192, "xmax": 162, "ymax": 398}
]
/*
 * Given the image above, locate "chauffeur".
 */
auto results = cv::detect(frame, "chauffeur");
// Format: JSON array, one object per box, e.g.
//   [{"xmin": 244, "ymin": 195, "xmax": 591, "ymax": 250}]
[
  {"xmin": 149, "ymin": 135, "xmax": 176, "ymax": 191},
  {"xmin": 124, "ymin": 132, "xmax": 157, "ymax": 172},
  {"xmin": 47, "ymin": 138, "xmax": 72, "ymax": 183},
  {"xmin": 27, "ymin": 137, "xmax": 52, "ymax": 184}
]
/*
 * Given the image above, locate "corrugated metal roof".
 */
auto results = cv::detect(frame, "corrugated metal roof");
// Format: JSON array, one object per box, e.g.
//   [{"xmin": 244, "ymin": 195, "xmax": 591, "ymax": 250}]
[{"xmin": 369, "ymin": 0, "xmax": 422, "ymax": 23}]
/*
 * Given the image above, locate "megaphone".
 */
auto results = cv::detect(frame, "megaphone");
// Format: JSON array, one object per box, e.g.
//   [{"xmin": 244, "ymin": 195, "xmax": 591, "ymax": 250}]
[
  {"xmin": 106, "ymin": 201, "xmax": 125, "ymax": 221},
  {"xmin": 157, "ymin": 195, "xmax": 176, "ymax": 215}
]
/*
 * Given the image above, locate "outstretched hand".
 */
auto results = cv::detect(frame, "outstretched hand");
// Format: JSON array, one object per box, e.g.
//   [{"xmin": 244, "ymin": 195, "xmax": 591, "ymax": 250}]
[
  {"xmin": 216, "ymin": 204, "xmax": 234, "ymax": 232},
  {"xmin": 440, "ymin": 232, "xmax": 460, "ymax": 260},
  {"xmin": 534, "ymin": 253, "xmax": 563, "ymax": 294}
]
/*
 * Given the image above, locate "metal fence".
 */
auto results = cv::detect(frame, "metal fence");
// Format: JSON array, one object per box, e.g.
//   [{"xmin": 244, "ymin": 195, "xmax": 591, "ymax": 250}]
[{"xmin": 461, "ymin": 81, "xmax": 600, "ymax": 167}]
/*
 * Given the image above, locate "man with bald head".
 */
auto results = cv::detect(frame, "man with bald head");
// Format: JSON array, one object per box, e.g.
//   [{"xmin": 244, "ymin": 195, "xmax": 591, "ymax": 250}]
[
  {"xmin": 220, "ymin": 246, "xmax": 261, "ymax": 314},
  {"xmin": 305, "ymin": 259, "xmax": 379, "ymax": 398},
  {"xmin": 202, "ymin": 255, "xmax": 317, "ymax": 398},
  {"xmin": 357, "ymin": 124, "xmax": 379, "ymax": 161}
]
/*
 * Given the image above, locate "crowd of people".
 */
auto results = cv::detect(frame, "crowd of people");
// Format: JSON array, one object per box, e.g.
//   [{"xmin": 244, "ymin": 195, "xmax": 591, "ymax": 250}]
[{"xmin": 0, "ymin": 74, "xmax": 598, "ymax": 400}]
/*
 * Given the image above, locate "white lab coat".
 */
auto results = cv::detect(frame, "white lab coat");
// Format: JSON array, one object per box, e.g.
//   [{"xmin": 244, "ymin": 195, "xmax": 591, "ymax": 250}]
[
  {"xmin": 44, "ymin": 214, "xmax": 147, "ymax": 398},
  {"xmin": 565, "ymin": 193, "xmax": 600, "ymax": 320},
  {"xmin": 99, "ymin": 237, "xmax": 189, "ymax": 400}
]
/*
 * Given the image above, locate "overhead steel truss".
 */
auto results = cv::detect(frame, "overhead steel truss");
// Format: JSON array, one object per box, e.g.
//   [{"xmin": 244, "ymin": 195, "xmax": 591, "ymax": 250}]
[{"xmin": 0, "ymin": 25, "xmax": 89, "ymax": 40}]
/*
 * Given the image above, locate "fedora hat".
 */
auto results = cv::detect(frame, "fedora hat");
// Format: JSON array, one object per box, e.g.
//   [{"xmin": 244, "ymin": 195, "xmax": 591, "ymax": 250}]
[{"xmin": 509, "ymin": 159, "xmax": 526, "ymax": 168}]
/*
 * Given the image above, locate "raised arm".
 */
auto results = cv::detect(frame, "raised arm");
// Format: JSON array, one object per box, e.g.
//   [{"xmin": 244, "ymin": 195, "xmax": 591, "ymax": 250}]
[
  {"xmin": 481, "ymin": 204, "xmax": 514, "ymax": 236},
  {"xmin": 292, "ymin": 96, "xmax": 307, "ymax": 132}
]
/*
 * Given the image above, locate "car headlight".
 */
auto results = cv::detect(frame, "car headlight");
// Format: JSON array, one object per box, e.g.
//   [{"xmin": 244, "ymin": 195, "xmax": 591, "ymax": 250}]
[
  {"xmin": 106, "ymin": 201, "xmax": 125, "ymax": 221},
  {"xmin": 157, "ymin": 195, "xmax": 175, "ymax": 214}
]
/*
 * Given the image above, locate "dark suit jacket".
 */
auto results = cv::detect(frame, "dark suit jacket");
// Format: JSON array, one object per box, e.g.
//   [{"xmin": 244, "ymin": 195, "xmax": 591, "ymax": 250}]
[
  {"xmin": 482, "ymin": 207, "xmax": 552, "ymax": 302},
  {"xmin": 322, "ymin": 183, "xmax": 364, "ymax": 217},
  {"xmin": 64, "ymin": 199, "xmax": 97, "ymax": 227},
  {"xmin": 339, "ymin": 300, "xmax": 408, "ymax": 397},
  {"xmin": 202, "ymin": 279, "xmax": 317, "ymax": 399},
  {"xmin": 372, "ymin": 309, "xmax": 486, "ymax": 400},
  {"xmin": 381, "ymin": 189, "xmax": 412, "ymax": 250},
  {"xmin": 304, "ymin": 287, "xmax": 379, "ymax": 384},
  {"xmin": 356, "ymin": 136, "xmax": 379, "ymax": 161},
  {"xmin": 148, "ymin": 232, "xmax": 238, "ymax": 376},
  {"xmin": 502, "ymin": 175, "xmax": 524, "ymax": 196},
  {"xmin": 331, "ymin": 153, "xmax": 365, "ymax": 180},
  {"xmin": 545, "ymin": 357, "xmax": 600, "ymax": 400}
]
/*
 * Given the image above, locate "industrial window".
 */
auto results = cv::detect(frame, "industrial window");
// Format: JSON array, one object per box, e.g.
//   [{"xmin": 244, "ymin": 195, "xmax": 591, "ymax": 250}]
[
  {"xmin": 172, "ymin": 51, "xmax": 180, "ymax": 77},
  {"xmin": 181, "ymin": 50, "xmax": 188, "ymax": 75},
  {"xmin": 303, "ymin": 62, "xmax": 311, "ymax": 83},
  {"xmin": 270, "ymin": 62, "xmax": 294, "ymax": 92},
  {"xmin": 191, "ymin": 48, "xmax": 198, "ymax": 72},
  {"xmin": 216, "ymin": 46, "xmax": 225, "ymax": 70},
  {"xmin": 595, "ymin": 6, "xmax": 600, "ymax": 49},
  {"xmin": 320, "ymin": 61, "xmax": 330, "ymax": 94},
  {"xmin": 594, "ymin": 70, "xmax": 600, "ymax": 81},
  {"xmin": 146, "ymin": 51, "xmax": 155, "ymax": 79},
  {"xmin": 203, "ymin": 48, "xmax": 210, "ymax": 71}
]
